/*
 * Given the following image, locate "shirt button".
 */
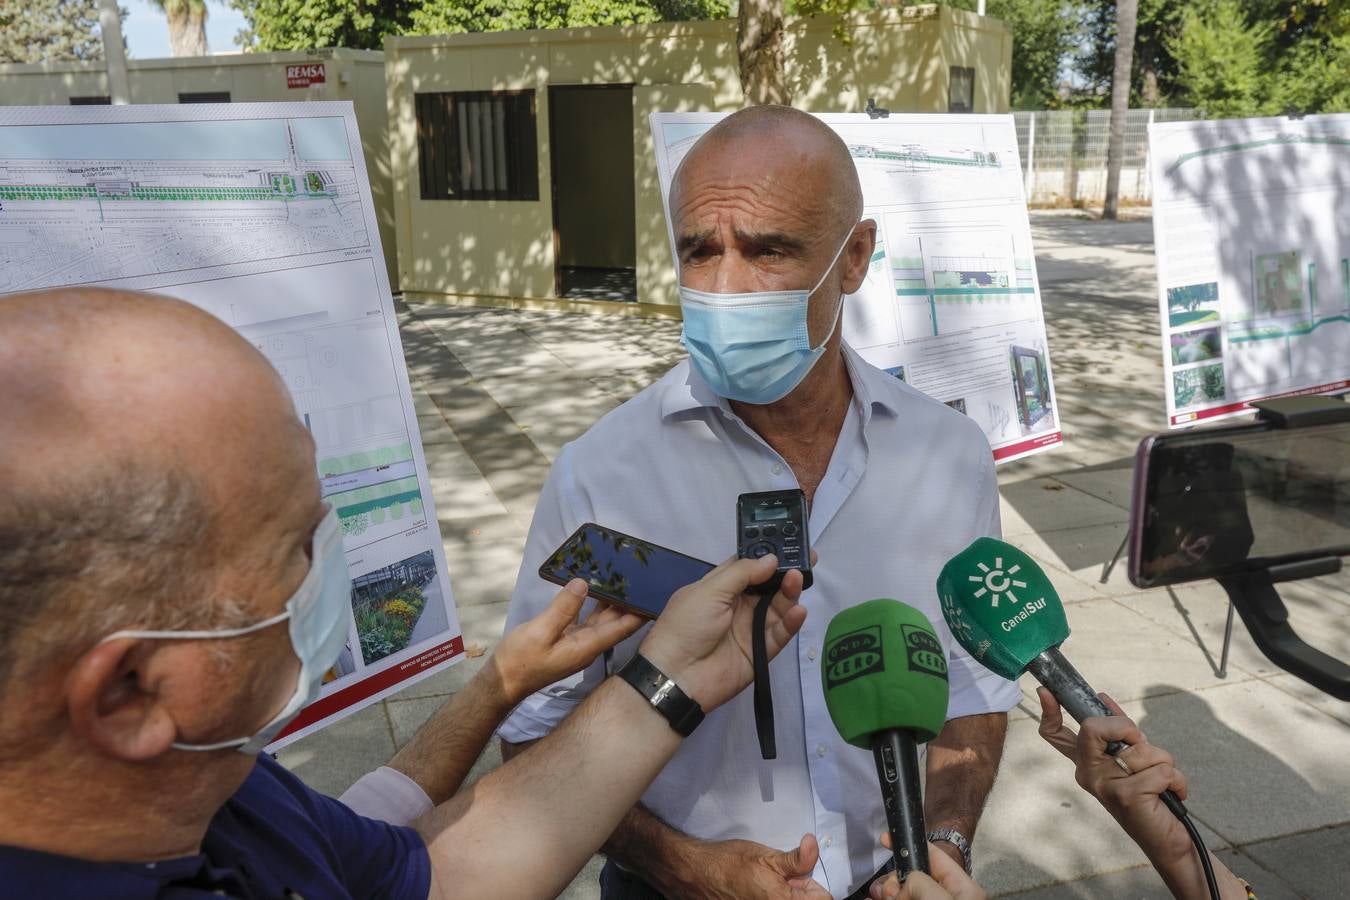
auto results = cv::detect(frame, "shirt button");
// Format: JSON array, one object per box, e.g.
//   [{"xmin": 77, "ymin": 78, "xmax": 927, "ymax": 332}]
[
  {"xmin": 771, "ymin": 462, "xmax": 783, "ymax": 475},
  {"xmin": 816, "ymin": 743, "xmax": 828, "ymax": 757},
  {"xmin": 807, "ymin": 646, "xmax": 818, "ymax": 661},
  {"xmin": 823, "ymin": 835, "xmax": 834, "ymax": 847}
]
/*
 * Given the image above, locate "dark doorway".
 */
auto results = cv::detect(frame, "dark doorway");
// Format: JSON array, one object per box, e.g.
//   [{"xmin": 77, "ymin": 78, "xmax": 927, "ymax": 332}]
[{"xmin": 548, "ymin": 84, "xmax": 637, "ymax": 302}]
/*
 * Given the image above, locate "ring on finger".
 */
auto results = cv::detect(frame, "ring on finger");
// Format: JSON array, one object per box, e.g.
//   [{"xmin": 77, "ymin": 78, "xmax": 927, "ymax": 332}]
[{"xmin": 1113, "ymin": 754, "xmax": 1132, "ymax": 775}]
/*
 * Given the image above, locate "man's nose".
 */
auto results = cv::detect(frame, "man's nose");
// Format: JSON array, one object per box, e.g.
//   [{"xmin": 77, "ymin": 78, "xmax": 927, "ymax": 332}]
[{"xmin": 708, "ymin": 252, "xmax": 755, "ymax": 295}]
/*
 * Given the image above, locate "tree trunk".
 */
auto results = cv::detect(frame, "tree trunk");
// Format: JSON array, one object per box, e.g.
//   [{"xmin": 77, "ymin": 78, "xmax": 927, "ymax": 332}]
[
  {"xmin": 737, "ymin": 0, "xmax": 791, "ymax": 105},
  {"xmin": 166, "ymin": 3, "xmax": 208, "ymax": 57},
  {"xmin": 1103, "ymin": 0, "xmax": 1138, "ymax": 220}
]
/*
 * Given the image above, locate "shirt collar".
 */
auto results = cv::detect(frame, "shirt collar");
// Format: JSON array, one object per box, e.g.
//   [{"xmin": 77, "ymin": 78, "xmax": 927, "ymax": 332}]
[{"xmin": 660, "ymin": 342, "xmax": 902, "ymax": 425}]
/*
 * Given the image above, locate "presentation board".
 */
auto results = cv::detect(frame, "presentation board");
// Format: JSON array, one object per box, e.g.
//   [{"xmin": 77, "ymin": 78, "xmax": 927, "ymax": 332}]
[
  {"xmin": 0, "ymin": 103, "xmax": 463, "ymax": 749},
  {"xmin": 650, "ymin": 112, "xmax": 1064, "ymax": 464},
  {"xmin": 1149, "ymin": 113, "xmax": 1350, "ymax": 426}
]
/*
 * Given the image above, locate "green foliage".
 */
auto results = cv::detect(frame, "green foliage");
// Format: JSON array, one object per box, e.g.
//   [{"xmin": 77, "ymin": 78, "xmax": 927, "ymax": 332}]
[
  {"xmin": 232, "ymin": 0, "xmax": 727, "ymax": 51},
  {"xmin": 1169, "ymin": 0, "xmax": 1275, "ymax": 117},
  {"xmin": 0, "ymin": 0, "xmax": 109, "ymax": 63},
  {"xmin": 1073, "ymin": 0, "xmax": 1350, "ymax": 115},
  {"xmin": 231, "ymin": 0, "xmax": 418, "ymax": 51}
]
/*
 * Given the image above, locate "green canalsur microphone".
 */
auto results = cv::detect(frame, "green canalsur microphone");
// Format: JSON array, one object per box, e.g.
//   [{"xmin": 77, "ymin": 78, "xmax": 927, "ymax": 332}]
[
  {"xmin": 822, "ymin": 599, "xmax": 950, "ymax": 882},
  {"xmin": 935, "ymin": 538, "xmax": 1220, "ymax": 900},
  {"xmin": 935, "ymin": 537, "xmax": 1124, "ymax": 747}
]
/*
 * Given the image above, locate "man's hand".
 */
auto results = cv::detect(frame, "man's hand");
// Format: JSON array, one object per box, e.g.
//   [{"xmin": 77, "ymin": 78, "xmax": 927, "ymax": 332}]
[
  {"xmin": 638, "ymin": 554, "xmax": 808, "ymax": 710},
  {"xmin": 665, "ymin": 834, "xmax": 830, "ymax": 899},
  {"xmin": 868, "ymin": 836, "xmax": 986, "ymax": 900},
  {"xmin": 1035, "ymin": 688, "xmax": 1192, "ymax": 864},
  {"xmin": 493, "ymin": 579, "xmax": 645, "ymax": 705}
]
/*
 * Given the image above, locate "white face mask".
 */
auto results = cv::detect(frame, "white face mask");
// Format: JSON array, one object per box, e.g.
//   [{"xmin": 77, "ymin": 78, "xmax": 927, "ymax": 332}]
[{"xmin": 102, "ymin": 504, "xmax": 352, "ymax": 755}]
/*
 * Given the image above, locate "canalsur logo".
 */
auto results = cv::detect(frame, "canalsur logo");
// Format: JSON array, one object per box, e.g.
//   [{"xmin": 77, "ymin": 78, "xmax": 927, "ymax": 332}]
[
  {"xmin": 824, "ymin": 625, "xmax": 884, "ymax": 688},
  {"xmin": 901, "ymin": 625, "xmax": 948, "ymax": 681},
  {"xmin": 967, "ymin": 554, "xmax": 1028, "ymax": 608}
]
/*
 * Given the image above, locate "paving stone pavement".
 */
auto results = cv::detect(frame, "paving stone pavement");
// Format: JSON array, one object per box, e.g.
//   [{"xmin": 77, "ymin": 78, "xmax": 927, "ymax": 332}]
[{"xmin": 276, "ymin": 211, "xmax": 1350, "ymax": 899}]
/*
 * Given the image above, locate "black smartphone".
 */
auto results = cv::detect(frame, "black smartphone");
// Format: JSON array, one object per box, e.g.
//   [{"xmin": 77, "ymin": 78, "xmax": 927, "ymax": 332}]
[
  {"xmin": 538, "ymin": 523, "xmax": 715, "ymax": 619},
  {"xmin": 1128, "ymin": 418, "xmax": 1350, "ymax": 588}
]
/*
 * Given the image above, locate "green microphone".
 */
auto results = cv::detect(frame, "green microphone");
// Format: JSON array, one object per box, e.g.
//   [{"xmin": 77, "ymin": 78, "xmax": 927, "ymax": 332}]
[
  {"xmin": 822, "ymin": 599, "xmax": 950, "ymax": 881},
  {"xmin": 934, "ymin": 536, "xmax": 1126, "ymax": 735}
]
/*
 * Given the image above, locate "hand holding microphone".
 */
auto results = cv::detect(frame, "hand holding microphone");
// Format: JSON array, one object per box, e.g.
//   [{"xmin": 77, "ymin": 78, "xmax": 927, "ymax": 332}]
[{"xmin": 937, "ymin": 538, "xmax": 1222, "ymax": 900}]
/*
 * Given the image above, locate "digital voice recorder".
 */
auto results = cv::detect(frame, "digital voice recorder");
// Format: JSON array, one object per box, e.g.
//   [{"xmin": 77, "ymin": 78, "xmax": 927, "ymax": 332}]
[{"xmin": 736, "ymin": 489, "xmax": 813, "ymax": 596}]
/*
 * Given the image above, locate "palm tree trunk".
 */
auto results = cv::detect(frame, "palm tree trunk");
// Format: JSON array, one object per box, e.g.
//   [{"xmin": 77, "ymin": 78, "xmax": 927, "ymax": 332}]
[
  {"xmin": 165, "ymin": 2, "xmax": 208, "ymax": 57},
  {"xmin": 1103, "ymin": 0, "xmax": 1138, "ymax": 220},
  {"xmin": 737, "ymin": 0, "xmax": 791, "ymax": 105}
]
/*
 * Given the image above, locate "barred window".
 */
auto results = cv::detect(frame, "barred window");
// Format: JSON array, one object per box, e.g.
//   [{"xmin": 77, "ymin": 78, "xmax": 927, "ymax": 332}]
[
  {"xmin": 415, "ymin": 90, "xmax": 539, "ymax": 202},
  {"xmin": 948, "ymin": 67, "xmax": 975, "ymax": 114}
]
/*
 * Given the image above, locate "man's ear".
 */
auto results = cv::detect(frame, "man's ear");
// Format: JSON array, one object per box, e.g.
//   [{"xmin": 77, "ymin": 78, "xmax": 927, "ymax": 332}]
[
  {"xmin": 840, "ymin": 219, "xmax": 878, "ymax": 295},
  {"xmin": 66, "ymin": 638, "xmax": 179, "ymax": 762}
]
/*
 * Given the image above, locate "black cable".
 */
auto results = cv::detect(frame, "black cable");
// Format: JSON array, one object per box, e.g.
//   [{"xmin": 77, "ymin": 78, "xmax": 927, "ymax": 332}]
[
  {"xmin": 1159, "ymin": 791, "xmax": 1220, "ymax": 900},
  {"xmin": 751, "ymin": 594, "xmax": 776, "ymax": 759}
]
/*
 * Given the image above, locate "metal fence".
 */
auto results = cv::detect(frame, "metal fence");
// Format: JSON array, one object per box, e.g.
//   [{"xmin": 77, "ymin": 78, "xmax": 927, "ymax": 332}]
[{"xmin": 1012, "ymin": 108, "xmax": 1200, "ymax": 207}]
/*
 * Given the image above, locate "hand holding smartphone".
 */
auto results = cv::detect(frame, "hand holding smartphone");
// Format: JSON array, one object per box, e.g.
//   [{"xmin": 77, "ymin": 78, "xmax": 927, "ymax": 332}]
[{"xmin": 538, "ymin": 524, "xmax": 715, "ymax": 619}]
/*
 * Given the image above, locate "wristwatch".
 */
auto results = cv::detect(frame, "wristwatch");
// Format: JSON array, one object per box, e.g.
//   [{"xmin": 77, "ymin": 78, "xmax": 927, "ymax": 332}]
[
  {"xmin": 616, "ymin": 653, "xmax": 705, "ymax": 737},
  {"xmin": 927, "ymin": 827, "xmax": 973, "ymax": 875}
]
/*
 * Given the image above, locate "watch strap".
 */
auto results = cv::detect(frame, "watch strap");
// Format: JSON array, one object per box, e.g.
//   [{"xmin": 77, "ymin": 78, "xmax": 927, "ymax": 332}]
[
  {"xmin": 617, "ymin": 653, "xmax": 704, "ymax": 737},
  {"xmin": 926, "ymin": 827, "xmax": 973, "ymax": 875}
]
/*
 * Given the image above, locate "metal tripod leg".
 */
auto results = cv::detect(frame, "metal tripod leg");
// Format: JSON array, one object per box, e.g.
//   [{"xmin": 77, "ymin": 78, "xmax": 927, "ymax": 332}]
[
  {"xmin": 1100, "ymin": 529, "xmax": 1129, "ymax": 584},
  {"xmin": 1217, "ymin": 599, "xmax": 1235, "ymax": 679}
]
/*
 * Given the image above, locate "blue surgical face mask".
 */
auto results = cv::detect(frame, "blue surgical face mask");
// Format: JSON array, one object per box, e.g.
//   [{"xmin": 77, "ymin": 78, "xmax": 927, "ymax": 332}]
[
  {"xmin": 679, "ymin": 229, "xmax": 854, "ymax": 405},
  {"xmin": 102, "ymin": 504, "xmax": 353, "ymax": 755}
]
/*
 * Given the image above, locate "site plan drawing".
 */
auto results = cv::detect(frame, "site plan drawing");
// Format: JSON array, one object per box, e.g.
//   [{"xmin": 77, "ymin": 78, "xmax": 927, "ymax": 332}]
[
  {"xmin": 651, "ymin": 113, "xmax": 1063, "ymax": 463},
  {"xmin": 0, "ymin": 103, "xmax": 463, "ymax": 748},
  {"xmin": 1150, "ymin": 113, "xmax": 1350, "ymax": 426}
]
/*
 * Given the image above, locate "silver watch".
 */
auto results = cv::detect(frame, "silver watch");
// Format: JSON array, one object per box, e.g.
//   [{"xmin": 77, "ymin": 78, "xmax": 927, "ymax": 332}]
[{"xmin": 926, "ymin": 827, "xmax": 972, "ymax": 875}]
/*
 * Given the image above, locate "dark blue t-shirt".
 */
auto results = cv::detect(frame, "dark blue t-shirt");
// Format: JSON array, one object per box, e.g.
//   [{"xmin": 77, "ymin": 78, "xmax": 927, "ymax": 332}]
[{"xmin": 0, "ymin": 754, "xmax": 432, "ymax": 899}]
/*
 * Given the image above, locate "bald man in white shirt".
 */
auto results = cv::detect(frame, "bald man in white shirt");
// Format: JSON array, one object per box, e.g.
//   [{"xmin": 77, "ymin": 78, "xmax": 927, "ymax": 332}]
[{"xmin": 498, "ymin": 106, "xmax": 1019, "ymax": 900}]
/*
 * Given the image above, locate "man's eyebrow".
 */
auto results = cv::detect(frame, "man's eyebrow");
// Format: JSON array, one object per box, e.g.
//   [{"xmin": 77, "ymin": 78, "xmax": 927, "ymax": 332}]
[
  {"xmin": 676, "ymin": 227, "xmax": 716, "ymax": 254},
  {"xmin": 731, "ymin": 226, "xmax": 809, "ymax": 253}
]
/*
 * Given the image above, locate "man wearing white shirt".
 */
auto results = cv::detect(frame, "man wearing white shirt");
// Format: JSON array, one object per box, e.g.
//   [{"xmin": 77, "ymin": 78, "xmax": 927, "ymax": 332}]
[{"xmin": 498, "ymin": 105, "xmax": 1019, "ymax": 900}]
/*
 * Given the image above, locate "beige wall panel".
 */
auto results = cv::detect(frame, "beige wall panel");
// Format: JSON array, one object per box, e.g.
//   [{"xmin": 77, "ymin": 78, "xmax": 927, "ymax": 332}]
[
  {"xmin": 462, "ymin": 46, "xmax": 549, "ymax": 91},
  {"xmin": 548, "ymin": 40, "xmax": 636, "ymax": 85},
  {"xmin": 632, "ymin": 34, "xmax": 715, "ymax": 86}
]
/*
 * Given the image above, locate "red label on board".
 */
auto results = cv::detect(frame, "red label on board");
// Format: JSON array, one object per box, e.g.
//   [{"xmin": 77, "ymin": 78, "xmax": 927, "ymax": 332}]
[{"xmin": 286, "ymin": 64, "xmax": 326, "ymax": 88}]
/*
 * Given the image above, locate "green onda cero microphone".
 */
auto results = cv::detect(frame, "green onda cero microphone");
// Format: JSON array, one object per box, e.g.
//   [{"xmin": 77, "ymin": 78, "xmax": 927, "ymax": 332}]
[{"xmin": 821, "ymin": 599, "xmax": 950, "ymax": 881}]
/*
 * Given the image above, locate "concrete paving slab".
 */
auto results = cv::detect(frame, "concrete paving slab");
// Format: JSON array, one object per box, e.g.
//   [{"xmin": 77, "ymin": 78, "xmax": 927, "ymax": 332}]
[
  {"xmin": 387, "ymin": 695, "xmax": 452, "ymax": 749},
  {"xmin": 439, "ymin": 512, "xmax": 528, "ymax": 610},
  {"xmin": 422, "ymin": 428, "xmax": 510, "ymax": 521},
  {"xmin": 1048, "ymin": 597, "xmax": 1247, "ymax": 704},
  {"xmin": 976, "ymin": 716, "xmax": 1158, "ymax": 896},
  {"xmin": 1267, "ymin": 674, "xmax": 1350, "ymax": 727},
  {"xmin": 275, "ymin": 700, "xmax": 395, "ymax": 798},
  {"xmin": 999, "ymin": 476, "xmax": 1128, "ymax": 538},
  {"xmin": 1127, "ymin": 680, "xmax": 1350, "ymax": 846},
  {"xmin": 1238, "ymin": 823, "xmax": 1350, "ymax": 899},
  {"xmin": 416, "ymin": 412, "xmax": 460, "ymax": 446},
  {"xmin": 1047, "ymin": 465, "xmax": 1135, "ymax": 512}
]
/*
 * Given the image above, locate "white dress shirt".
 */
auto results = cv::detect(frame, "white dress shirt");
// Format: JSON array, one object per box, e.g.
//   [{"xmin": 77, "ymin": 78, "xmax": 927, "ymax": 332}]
[{"xmin": 497, "ymin": 343, "xmax": 1020, "ymax": 898}]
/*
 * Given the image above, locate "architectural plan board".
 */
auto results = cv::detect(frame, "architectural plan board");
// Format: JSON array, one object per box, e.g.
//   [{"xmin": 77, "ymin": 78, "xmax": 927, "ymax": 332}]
[
  {"xmin": 650, "ymin": 112, "xmax": 1063, "ymax": 463},
  {"xmin": 1149, "ymin": 113, "xmax": 1350, "ymax": 426},
  {"xmin": 0, "ymin": 103, "xmax": 463, "ymax": 750}
]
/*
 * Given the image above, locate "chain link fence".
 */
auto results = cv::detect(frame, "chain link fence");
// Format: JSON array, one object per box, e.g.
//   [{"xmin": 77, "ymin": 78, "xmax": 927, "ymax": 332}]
[{"xmin": 1012, "ymin": 108, "xmax": 1200, "ymax": 207}]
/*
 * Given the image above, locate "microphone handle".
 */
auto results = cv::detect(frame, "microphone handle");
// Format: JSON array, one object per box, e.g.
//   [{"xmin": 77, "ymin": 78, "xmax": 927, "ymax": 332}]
[
  {"xmin": 870, "ymin": 729, "xmax": 929, "ymax": 881},
  {"xmin": 1026, "ymin": 647, "xmax": 1190, "ymax": 819}
]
